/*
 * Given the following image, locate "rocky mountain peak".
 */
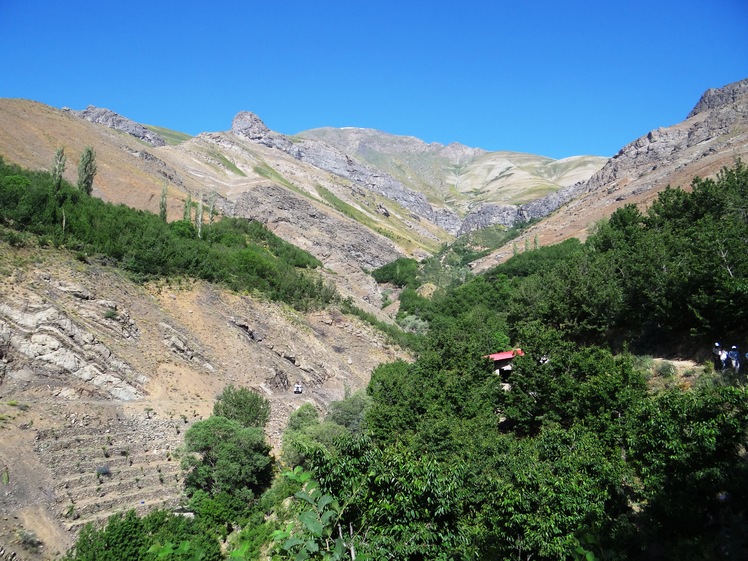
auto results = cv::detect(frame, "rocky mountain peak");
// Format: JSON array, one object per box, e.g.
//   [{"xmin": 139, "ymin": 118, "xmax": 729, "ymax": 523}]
[
  {"xmin": 231, "ymin": 111, "xmax": 271, "ymax": 140},
  {"xmin": 686, "ymin": 78, "xmax": 748, "ymax": 119},
  {"xmin": 68, "ymin": 105, "xmax": 166, "ymax": 147}
]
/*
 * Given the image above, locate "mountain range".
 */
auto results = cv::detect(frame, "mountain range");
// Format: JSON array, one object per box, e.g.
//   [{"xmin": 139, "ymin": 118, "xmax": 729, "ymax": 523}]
[{"xmin": 0, "ymin": 77, "xmax": 746, "ymax": 559}]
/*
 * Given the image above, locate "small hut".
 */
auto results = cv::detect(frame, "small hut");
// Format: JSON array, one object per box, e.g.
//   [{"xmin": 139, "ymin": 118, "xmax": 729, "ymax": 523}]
[{"xmin": 485, "ymin": 349, "xmax": 524, "ymax": 376}]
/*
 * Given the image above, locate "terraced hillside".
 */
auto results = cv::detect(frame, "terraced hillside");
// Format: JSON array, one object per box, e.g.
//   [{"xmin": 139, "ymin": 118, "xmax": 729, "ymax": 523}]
[{"xmin": 34, "ymin": 418, "xmax": 185, "ymax": 532}]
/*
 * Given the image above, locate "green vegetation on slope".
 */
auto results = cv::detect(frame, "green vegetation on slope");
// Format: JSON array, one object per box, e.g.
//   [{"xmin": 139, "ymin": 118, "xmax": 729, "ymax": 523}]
[
  {"xmin": 0, "ymin": 155, "xmax": 334, "ymax": 311},
  {"xmin": 144, "ymin": 125, "xmax": 193, "ymax": 146}
]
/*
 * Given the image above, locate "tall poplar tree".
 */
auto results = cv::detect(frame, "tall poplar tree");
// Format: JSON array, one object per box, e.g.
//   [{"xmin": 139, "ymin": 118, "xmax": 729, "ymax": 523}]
[
  {"xmin": 52, "ymin": 147, "xmax": 66, "ymax": 193},
  {"xmin": 159, "ymin": 183, "xmax": 168, "ymax": 222},
  {"xmin": 77, "ymin": 146, "xmax": 97, "ymax": 195}
]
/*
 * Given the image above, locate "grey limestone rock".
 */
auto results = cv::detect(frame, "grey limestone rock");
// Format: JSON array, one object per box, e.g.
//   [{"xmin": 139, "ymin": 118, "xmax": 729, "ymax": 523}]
[
  {"xmin": 687, "ymin": 78, "xmax": 748, "ymax": 119},
  {"xmin": 73, "ymin": 105, "xmax": 166, "ymax": 147}
]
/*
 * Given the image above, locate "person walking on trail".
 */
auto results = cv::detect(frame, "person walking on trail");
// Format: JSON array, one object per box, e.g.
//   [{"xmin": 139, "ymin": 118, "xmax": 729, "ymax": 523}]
[
  {"xmin": 713, "ymin": 342, "xmax": 723, "ymax": 371},
  {"xmin": 720, "ymin": 348, "xmax": 729, "ymax": 371},
  {"xmin": 728, "ymin": 346, "xmax": 740, "ymax": 374}
]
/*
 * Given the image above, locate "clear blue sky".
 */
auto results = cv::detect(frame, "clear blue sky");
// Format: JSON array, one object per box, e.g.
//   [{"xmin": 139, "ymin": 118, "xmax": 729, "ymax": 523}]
[{"xmin": 1, "ymin": 0, "xmax": 747, "ymax": 158}]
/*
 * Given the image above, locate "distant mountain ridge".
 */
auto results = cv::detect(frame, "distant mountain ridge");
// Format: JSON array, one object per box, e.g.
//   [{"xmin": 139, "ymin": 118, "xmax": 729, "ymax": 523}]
[{"xmin": 297, "ymin": 127, "xmax": 607, "ymax": 226}]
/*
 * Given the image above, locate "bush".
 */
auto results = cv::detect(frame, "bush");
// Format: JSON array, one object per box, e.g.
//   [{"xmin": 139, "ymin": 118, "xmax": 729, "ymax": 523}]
[
  {"xmin": 17, "ymin": 528, "xmax": 42, "ymax": 551},
  {"xmin": 372, "ymin": 257, "xmax": 420, "ymax": 288},
  {"xmin": 213, "ymin": 385, "xmax": 270, "ymax": 429}
]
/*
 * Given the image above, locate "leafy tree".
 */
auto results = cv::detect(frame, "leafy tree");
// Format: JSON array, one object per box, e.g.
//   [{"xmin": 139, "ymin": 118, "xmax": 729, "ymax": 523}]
[
  {"xmin": 325, "ymin": 390, "xmax": 372, "ymax": 435},
  {"xmin": 77, "ymin": 146, "xmax": 97, "ymax": 195},
  {"xmin": 627, "ymin": 384, "xmax": 748, "ymax": 556},
  {"xmin": 371, "ymin": 257, "xmax": 420, "ymax": 288},
  {"xmin": 182, "ymin": 416, "xmax": 274, "ymax": 502},
  {"xmin": 272, "ymin": 467, "xmax": 361, "ymax": 561},
  {"xmin": 288, "ymin": 403, "xmax": 320, "ymax": 431},
  {"xmin": 310, "ymin": 438, "xmax": 472, "ymax": 560},
  {"xmin": 282, "ymin": 404, "xmax": 350, "ymax": 468},
  {"xmin": 212, "ymin": 384, "xmax": 270, "ymax": 429},
  {"xmin": 473, "ymin": 426, "xmax": 637, "ymax": 560},
  {"xmin": 64, "ymin": 509, "xmax": 223, "ymax": 561},
  {"xmin": 502, "ymin": 330, "xmax": 646, "ymax": 438},
  {"xmin": 63, "ymin": 510, "xmax": 146, "ymax": 561}
]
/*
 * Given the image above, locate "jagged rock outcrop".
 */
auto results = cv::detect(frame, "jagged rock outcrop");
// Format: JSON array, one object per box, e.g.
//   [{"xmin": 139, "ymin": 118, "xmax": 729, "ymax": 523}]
[
  {"xmin": 231, "ymin": 111, "xmax": 298, "ymax": 153},
  {"xmin": 68, "ymin": 106, "xmax": 166, "ymax": 147},
  {"xmin": 687, "ymin": 79, "xmax": 748, "ymax": 118},
  {"xmin": 576, "ymin": 78, "xmax": 748, "ymax": 199}
]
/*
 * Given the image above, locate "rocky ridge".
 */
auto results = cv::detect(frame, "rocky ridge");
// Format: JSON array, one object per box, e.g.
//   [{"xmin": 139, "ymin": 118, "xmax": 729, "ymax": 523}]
[
  {"xmin": 231, "ymin": 112, "xmax": 463, "ymax": 233},
  {"xmin": 471, "ymin": 77, "xmax": 748, "ymax": 271},
  {"xmin": 66, "ymin": 106, "xmax": 166, "ymax": 147},
  {"xmin": 298, "ymin": 128, "xmax": 607, "ymax": 232}
]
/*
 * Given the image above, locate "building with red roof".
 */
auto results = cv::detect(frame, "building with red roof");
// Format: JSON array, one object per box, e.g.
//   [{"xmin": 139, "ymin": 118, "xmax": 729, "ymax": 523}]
[{"xmin": 485, "ymin": 348, "xmax": 524, "ymax": 375}]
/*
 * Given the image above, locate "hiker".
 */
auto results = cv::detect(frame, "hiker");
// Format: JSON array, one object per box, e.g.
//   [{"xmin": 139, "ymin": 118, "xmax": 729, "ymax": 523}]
[
  {"xmin": 720, "ymin": 348, "xmax": 729, "ymax": 371},
  {"xmin": 712, "ymin": 342, "xmax": 722, "ymax": 370},
  {"xmin": 728, "ymin": 346, "xmax": 740, "ymax": 374}
]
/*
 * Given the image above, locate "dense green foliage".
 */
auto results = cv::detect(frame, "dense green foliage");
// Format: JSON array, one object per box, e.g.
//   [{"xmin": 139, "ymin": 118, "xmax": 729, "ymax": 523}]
[
  {"xmin": 182, "ymin": 415, "xmax": 274, "ymax": 503},
  {"xmin": 370, "ymin": 257, "xmax": 420, "ymax": 288},
  {"xmin": 505, "ymin": 162, "xmax": 748, "ymax": 346},
  {"xmin": 284, "ymin": 163, "xmax": 748, "ymax": 560},
  {"xmin": 63, "ymin": 509, "xmax": 223, "ymax": 561},
  {"xmin": 370, "ymin": 222, "xmax": 539, "ymax": 295},
  {"xmin": 59, "ymin": 162, "xmax": 748, "ymax": 560},
  {"xmin": 0, "ymin": 156, "xmax": 334, "ymax": 311}
]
